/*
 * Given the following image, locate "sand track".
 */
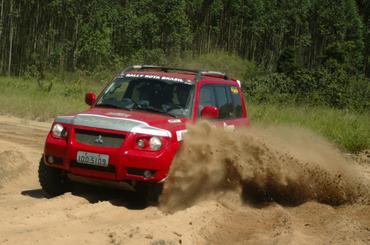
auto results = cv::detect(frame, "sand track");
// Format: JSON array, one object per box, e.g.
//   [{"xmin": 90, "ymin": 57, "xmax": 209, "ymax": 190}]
[{"xmin": 0, "ymin": 116, "xmax": 369, "ymax": 245}]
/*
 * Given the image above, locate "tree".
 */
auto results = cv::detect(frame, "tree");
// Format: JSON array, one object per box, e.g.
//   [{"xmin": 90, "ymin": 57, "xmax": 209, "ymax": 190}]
[
  {"xmin": 277, "ymin": 47, "xmax": 299, "ymax": 74},
  {"xmin": 0, "ymin": 0, "xmax": 368, "ymax": 78},
  {"xmin": 7, "ymin": 0, "xmax": 13, "ymax": 76}
]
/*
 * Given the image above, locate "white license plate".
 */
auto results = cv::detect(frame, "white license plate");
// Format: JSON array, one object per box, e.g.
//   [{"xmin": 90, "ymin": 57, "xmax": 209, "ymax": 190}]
[{"xmin": 76, "ymin": 151, "xmax": 109, "ymax": 167}]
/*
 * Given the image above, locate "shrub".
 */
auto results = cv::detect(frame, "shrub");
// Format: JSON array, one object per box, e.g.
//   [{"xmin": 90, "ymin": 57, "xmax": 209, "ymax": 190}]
[
  {"xmin": 250, "ymin": 104, "xmax": 370, "ymax": 153},
  {"xmin": 177, "ymin": 51, "xmax": 257, "ymax": 81},
  {"xmin": 244, "ymin": 68, "xmax": 370, "ymax": 111}
]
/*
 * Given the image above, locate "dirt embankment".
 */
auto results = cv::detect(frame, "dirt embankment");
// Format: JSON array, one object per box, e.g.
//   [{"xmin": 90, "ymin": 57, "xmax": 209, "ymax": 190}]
[{"xmin": 0, "ymin": 116, "xmax": 369, "ymax": 245}]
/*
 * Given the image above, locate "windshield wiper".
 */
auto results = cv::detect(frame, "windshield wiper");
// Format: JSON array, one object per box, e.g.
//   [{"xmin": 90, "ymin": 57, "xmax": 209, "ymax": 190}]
[
  {"xmin": 95, "ymin": 103, "xmax": 120, "ymax": 109},
  {"xmin": 166, "ymin": 111, "xmax": 179, "ymax": 118},
  {"xmin": 135, "ymin": 106, "xmax": 176, "ymax": 117},
  {"xmin": 95, "ymin": 103, "xmax": 132, "ymax": 111}
]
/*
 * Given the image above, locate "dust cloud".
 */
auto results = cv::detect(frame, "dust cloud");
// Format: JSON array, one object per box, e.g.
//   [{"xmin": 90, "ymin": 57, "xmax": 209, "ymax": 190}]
[{"xmin": 160, "ymin": 121, "xmax": 370, "ymax": 212}]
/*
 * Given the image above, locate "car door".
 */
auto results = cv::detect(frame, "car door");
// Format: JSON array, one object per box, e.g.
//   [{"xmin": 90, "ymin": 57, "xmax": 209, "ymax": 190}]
[{"xmin": 197, "ymin": 83, "xmax": 249, "ymax": 128}]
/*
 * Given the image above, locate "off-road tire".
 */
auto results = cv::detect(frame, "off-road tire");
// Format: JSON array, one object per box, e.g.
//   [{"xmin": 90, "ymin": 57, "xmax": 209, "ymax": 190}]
[
  {"xmin": 135, "ymin": 182, "xmax": 163, "ymax": 205},
  {"xmin": 38, "ymin": 157, "xmax": 70, "ymax": 197}
]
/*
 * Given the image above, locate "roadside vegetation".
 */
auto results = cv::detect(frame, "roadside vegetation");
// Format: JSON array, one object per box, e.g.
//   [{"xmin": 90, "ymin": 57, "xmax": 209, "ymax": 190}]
[
  {"xmin": 0, "ymin": 64, "xmax": 368, "ymax": 153},
  {"xmin": 0, "ymin": 76, "xmax": 99, "ymax": 121},
  {"xmin": 250, "ymin": 105, "xmax": 369, "ymax": 153}
]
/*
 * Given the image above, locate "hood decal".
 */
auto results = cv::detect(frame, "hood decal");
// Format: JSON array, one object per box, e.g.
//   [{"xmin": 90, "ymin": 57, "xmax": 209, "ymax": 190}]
[
  {"xmin": 55, "ymin": 116, "xmax": 74, "ymax": 124},
  {"xmin": 131, "ymin": 126, "xmax": 172, "ymax": 137},
  {"xmin": 55, "ymin": 114, "xmax": 171, "ymax": 137}
]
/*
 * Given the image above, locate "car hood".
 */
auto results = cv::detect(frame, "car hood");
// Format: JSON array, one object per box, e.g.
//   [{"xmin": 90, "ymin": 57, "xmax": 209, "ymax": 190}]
[{"xmin": 54, "ymin": 107, "xmax": 188, "ymax": 139}]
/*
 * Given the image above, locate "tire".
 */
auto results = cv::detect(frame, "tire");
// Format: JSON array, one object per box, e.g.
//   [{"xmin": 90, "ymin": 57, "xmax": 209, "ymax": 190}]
[
  {"xmin": 135, "ymin": 182, "xmax": 163, "ymax": 205},
  {"xmin": 38, "ymin": 157, "xmax": 70, "ymax": 197}
]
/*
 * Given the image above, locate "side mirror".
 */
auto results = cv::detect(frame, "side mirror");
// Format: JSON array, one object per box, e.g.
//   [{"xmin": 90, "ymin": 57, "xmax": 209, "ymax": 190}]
[
  {"xmin": 85, "ymin": 92, "xmax": 96, "ymax": 106},
  {"xmin": 201, "ymin": 106, "xmax": 219, "ymax": 119}
]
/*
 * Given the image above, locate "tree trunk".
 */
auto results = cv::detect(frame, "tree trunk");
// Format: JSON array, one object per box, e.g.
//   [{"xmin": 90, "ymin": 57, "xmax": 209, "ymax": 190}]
[
  {"xmin": 7, "ymin": 0, "xmax": 13, "ymax": 76},
  {"xmin": 72, "ymin": 16, "xmax": 79, "ymax": 71},
  {"xmin": 0, "ymin": 0, "xmax": 4, "ymax": 41},
  {"xmin": 364, "ymin": 19, "xmax": 370, "ymax": 77},
  {"xmin": 0, "ymin": 0, "xmax": 4, "ymax": 73}
]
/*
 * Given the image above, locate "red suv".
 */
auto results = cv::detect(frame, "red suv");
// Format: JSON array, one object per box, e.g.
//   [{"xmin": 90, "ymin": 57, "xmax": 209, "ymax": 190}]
[{"xmin": 39, "ymin": 65, "xmax": 249, "ymax": 203}]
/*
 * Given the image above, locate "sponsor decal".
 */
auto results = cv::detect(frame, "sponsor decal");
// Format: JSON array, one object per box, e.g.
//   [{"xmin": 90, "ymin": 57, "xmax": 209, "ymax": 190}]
[
  {"xmin": 168, "ymin": 119, "xmax": 182, "ymax": 124},
  {"xmin": 176, "ymin": 129, "xmax": 187, "ymax": 142},
  {"xmin": 223, "ymin": 122, "xmax": 235, "ymax": 132},
  {"xmin": 125, "ymin": 73, "xmax": 161, "ymax": 79},
  {"xmin": 161, "ymin": 76, "xmax": 183, "ymax": 82},
  {"xmin": 230, "ymin": 86, "xmax": 239, "ymax": 94},
  {"xmin": 120, "ymin": 73, "xmax": 193, "ymax": 84}
]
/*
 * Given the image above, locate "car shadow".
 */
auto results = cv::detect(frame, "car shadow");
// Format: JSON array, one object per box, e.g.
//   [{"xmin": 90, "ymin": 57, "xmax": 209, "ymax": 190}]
[
  {"xmin": 71, "ymin": 183, "xmax": 149, "ymax": 209},
  {"xmin": 21, "ymin": 182, "xmax": 149, "ymax": 210},
  {"xmin": 21, "ymin": 189, "xmax": 45, "ymax": 199}
]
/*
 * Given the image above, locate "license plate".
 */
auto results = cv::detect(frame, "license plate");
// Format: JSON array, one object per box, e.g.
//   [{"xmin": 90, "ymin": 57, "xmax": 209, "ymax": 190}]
[{"xmin": 76, "ymin": 151, "xmax": 109, "ymax": 167}]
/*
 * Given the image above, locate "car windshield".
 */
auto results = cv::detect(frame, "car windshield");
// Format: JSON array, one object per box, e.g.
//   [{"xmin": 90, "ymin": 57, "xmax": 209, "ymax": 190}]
[{"xmin": 95, "ymin": 76, "xmax": 195, "ymax": 118}]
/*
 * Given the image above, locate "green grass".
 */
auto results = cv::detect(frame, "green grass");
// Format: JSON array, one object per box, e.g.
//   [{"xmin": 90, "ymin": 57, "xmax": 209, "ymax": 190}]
[
  {"xmin": 175, "ymin": 51, "xmax": 257, "ymax": 80},
  {"xmin": 0, "ymin": 76, "xmax": 369, "ymax": 153},
  {"xmin": 0, "ymin": 76, "xmax": 102, "ymax": 121},
  {"xmin": 249, "ymin": 104, "xmax": 370, "ymax": 153}
]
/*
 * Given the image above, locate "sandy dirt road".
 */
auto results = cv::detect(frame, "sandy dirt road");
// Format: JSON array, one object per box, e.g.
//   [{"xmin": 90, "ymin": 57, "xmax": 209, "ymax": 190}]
[{"xmin": 0, "ymin": 115, "xmax": 369, "ymax": 245}]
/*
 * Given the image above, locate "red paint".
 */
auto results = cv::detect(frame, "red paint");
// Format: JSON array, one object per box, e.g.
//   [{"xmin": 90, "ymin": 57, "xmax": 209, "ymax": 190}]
[
  {"xmin": 43, "ymin": 69, "xmax": 250, "ymax": 184},
  {"xmin": 85, "ymin": 92, "xmax": 96, "ymax": 106},
  {"xmin": 200, "ymin": 106, "xmax": 220, "ymax": 119}
]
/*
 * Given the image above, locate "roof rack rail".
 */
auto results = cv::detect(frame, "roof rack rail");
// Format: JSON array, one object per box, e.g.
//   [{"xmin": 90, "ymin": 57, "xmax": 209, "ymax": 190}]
[
  {"xmin": 198, "ymin": 71, "xmax": 230, "ymax": 81},
  {"xmin": 121, "ymin": 65, "xmax": 230, "ymax": 82}
]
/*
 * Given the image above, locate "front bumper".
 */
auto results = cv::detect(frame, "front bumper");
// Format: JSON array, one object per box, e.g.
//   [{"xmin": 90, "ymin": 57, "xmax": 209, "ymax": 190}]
[{"xmin": 43, "ymin": 125, "xmax": 178, "ymax": 183}]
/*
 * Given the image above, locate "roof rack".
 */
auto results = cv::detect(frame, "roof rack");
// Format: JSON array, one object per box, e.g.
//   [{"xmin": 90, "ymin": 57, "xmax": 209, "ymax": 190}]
[{"xmin": 121, "ymin": 65, "xmax": 230, "ymax": 82}]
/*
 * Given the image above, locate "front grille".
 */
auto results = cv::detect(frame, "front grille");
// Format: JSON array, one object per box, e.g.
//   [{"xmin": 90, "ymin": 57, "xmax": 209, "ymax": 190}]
[
  {"xmin": 75, "ymin": 129, "xmax": 125, "ymax": 148},
  {"xmin": 70, "ymin": 160, "xmax": 116, "ymax": 173}
]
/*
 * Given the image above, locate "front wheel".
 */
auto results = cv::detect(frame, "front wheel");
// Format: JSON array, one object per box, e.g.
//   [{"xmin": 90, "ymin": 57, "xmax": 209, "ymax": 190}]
[
  {"xmin": 38, "ymin": 157, "xmax": 70, "ymax": 197},
  {"xmin": 135, "ymin": 182, "xmax": 163, "ymax": 205}
]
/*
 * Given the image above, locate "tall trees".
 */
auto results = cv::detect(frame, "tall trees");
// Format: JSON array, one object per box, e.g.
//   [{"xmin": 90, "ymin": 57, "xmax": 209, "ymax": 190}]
[
  {"xmin": 356, "ymin": 0, "xmax": 370, "ymax": 76},
  {"xmin": 0, "ymin": 0, "xmax": 368, "ymax": 77},
  {"xmin": 7, "ymin": 0, "xmax": 13, "ymax": 76},
  {"xmin": 0, "ymin": 0, "xmax": 4, "ymax": 72},
  {"xmin": 310, "ymin": 0, "xmax": 364, "ymax": 71},
  {"xmin": 112, "ymin": 0, "xmax": 191, "ymax": 64}
]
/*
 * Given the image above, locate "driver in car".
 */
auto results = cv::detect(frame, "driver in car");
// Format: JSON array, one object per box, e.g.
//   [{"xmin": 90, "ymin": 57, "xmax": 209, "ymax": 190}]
[{"xmin": 173, "ymin": 84, "xmax": 190, "ymax": 108}]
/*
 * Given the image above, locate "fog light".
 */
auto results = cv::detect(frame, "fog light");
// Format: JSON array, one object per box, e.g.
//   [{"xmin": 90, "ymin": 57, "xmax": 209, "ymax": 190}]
[
  {"xmin": 137, "ymin": 139, "xmax": 145, "ymax": 148},
  {"xmin": 143, "ymin": 170, "xmax": 153, "ymax": 178},
  {"xmin": 48, "ymin": 156, "xmax": 54, "ymax": 164}
]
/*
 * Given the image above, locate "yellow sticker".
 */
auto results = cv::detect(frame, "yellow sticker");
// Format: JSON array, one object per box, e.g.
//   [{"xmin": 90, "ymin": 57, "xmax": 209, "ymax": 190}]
[{"xmin": 230, "ymin": 86, "xmax": 239, "ymax": 94}]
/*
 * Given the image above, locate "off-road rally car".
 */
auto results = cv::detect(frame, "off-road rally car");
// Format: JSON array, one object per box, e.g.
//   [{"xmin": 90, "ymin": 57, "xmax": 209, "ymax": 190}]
[{"xmin": 39, "ymin": 65, "xmax": 250, "ymax": 203}]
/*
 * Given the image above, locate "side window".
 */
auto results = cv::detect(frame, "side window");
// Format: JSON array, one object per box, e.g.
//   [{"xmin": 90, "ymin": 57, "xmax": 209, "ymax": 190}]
[
  {"xmin": 230, "ymin": 86, "xmax": 243, "ymax": 118},
  {"xmin": 198, "ymin": 84, "xmax": 244, "ymax": 119},
  {"xmin": 214, "ymin": 86, "xmax": 233, "ymax": 119},
  {"xmin": 199, "ymin": 85, "xmax": 217, "ymax": 114}
]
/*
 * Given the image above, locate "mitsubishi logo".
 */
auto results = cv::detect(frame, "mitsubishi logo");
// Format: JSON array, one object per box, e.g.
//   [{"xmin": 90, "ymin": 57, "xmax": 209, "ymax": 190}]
[{"xmin": 94, "ymin": 135, "xmax": 104, "ymax": 144}]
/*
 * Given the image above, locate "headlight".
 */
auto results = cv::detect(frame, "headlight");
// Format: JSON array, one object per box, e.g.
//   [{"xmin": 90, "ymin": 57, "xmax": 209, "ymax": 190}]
[
  {"xmin": 51, "ymin": 124, "xmax": 67, "ymax": 138},
  {"xmin": 149, "ymin": 137, "xmax": 162, "ymax": 150}
]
